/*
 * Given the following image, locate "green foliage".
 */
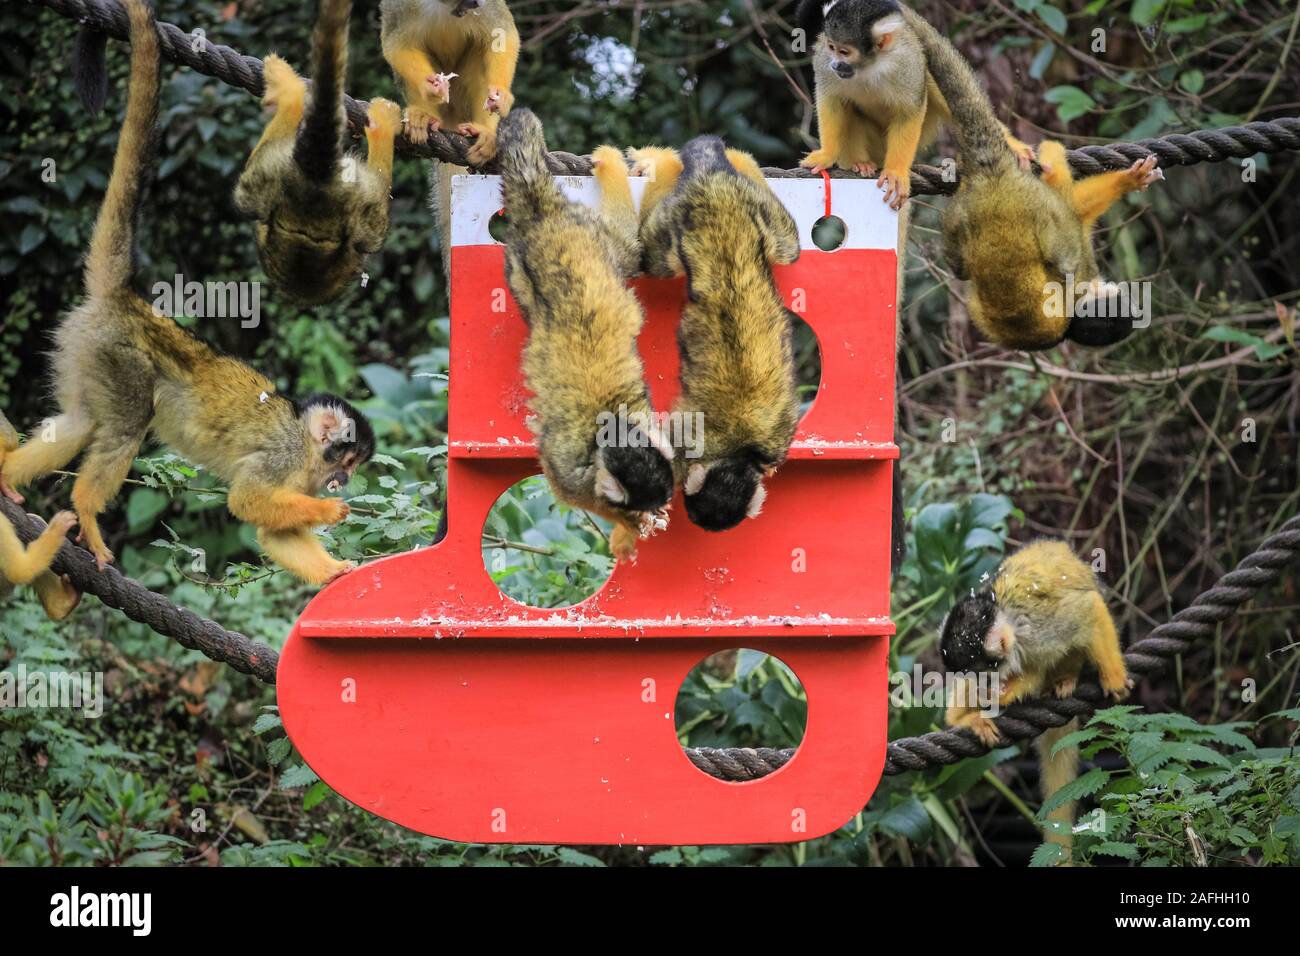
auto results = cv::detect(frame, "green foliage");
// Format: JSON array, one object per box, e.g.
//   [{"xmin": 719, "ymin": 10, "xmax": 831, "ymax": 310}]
[{"xmin": 1033, "ymin": 708, "xmax": 1300, "ymax": 866}]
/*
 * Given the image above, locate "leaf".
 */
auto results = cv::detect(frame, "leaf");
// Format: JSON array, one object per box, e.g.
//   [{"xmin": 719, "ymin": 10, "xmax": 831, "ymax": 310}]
[
  {"xmin": 18, "ymin": 224, "xmax": 45, "ymax": 255},
  {"xmin": 1178, "ymin": 69, "xmax": 1205, "ymax": 95},
  {"xmin": 1039, "ymin": 767, "xmax": 1108, "ymax": 817},
  {"xmin": 649, "ymin": 848, "xmax": 682, "ymax": 865},
  {"xmin": 1131, "ymin": 0, "xmax": 1166, "ymax": 27},
  {"xmin": 1044, "ymin": 85, "xmax": 1096, "ymax": 122},
  {"xmin": 1036, "ymin": 4, "xmax": 1067, "ymax": 35},
  {"xmin": 1051, "ymin": 725, "xmax": 1102, "ymax": 756},
  {"xmin": 1029, "ymin": 42, "xmax": 1057, "ymax": 80},
  {"xmin": 302, "ymin": 781, "xmax": 330, "ymax": 811},
  {"xmin": 126, "ymin": 488, "xmax": 169, "ymax": 533},
  {"xmin": 555, "ymin": 847, "xmax": 606, "ymax": 867},
  {"xmin": 1029, "ymin": 842, "xmax": 1066, "ymax": 867},
  {"xmin": 266, "ymin": 737, "xmax": 291, "ymax": 765},
  {"xmin": 1092, "ymin": 841, "xmax": 1140, "ymax": 860},
  {"xmin": 278, "ymin": 763, "xmax": 320, "ymax": 790},
  {"xmin": 878, "ymin": 796, "xmax": 932, "ymax": 843},
  {"xmin": 251, "ymin": 713, "xmax": 283, "ymax": 735}
]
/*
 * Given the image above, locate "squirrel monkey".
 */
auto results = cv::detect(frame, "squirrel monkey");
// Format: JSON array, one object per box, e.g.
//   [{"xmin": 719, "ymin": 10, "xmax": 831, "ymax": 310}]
[
  {"xmin": 941, "ymin": 540, "xmax": 1133, "ymax": 856},
  {"xmin": 796, "ymin": 0, "xmax": 1034, "ymax": 209},
  {"xmin": 234, "ymin": 0, "xmax": 402, "ymax": 306},
  {"xmin": 380, "ymin": 0, "xmax": 520, "ymax": 164},
  {"xmin": 0, "ymin": 413, "xmax": 81, "ymax": 621},
  {"xmin": 899, "ymin": 6, "xmax": 1163, "ymax": 350},
  {"xmin": 497, "ymin": 108, "xmax": 674, "ymax": 561},
  {"xmin": 630, "ymin": 139, "xmax": 802, "ymax": 532},
  {"xmin": 1, "ymin": 0, "xmax": 373, "ymax": 586}
]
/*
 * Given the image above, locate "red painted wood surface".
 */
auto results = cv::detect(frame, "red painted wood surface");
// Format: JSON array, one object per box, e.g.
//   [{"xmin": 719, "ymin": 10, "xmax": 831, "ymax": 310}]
[{"xmin": 278, "ymin": 175, "xmax": 898, "ymax": 845}]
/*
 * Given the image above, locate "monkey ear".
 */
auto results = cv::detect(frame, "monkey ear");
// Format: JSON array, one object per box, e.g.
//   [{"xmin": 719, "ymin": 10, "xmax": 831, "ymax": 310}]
[
  {"xmin": 872, "ymin": 14, "xmax": 905, "ymax": 50},
  {"xmin": 595, "ymin": 469, "xmax": 629, "ymax": 506},
  {"xmin": 746, "ymin": 482, "xmax": 768, "ymax": 519},
  {"xmin": 306, "ymin": 405, "xmax": 347, "ymax": 445},
  {"xmin": 684, "ymin": 462, "xmax": 710, "ymax": 496}
]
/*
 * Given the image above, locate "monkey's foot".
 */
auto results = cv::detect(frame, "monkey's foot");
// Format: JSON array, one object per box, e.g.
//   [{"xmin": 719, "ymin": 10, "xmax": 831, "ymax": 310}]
[
  {"xmin": 466, "ymin": 127, "xmax": 499, "ymax": 165},
  {"xmin": 851, "ymin": 162, "xmax": 879, "ymax": 178},
  {"xmin": 1008, "ymin": 137, "xmax": 1036, "ymax": 171},
  {"xmin": 367, "ymin": 97, "xmax": 402, "ymax": 134},
  {"xmin": 77, "ymin": 535, "xmax": 114, "ymax": 571},
  {"xmin": 1124, "ymin": 155, "xmax": 1163, "ymax": 191},
  {"xmin": 49, "ymin": 575, "xmax": 83, "ymax": 621},
  {"xmin": 424, "ymin": 72, "xmax": 458, "ymax": 105},
  {"xmin": 1104, "ymin": 676, "xmax": 1135, "ymax": 701},
  {"xmin": 404, "ymin": 107, "xmax": 442, "ymax": 145},
  {"xmin": 325, "ymin": 560, "xmax": 359, "ymax": 584},
  {"xmin": 484, "ymin": 87, "xmax": 514, "ymax": 115},
  {"xmin": 1053, "ymin": 675, "xmax": 1078, "ymax": 698},
  {"xmin": 799, "ymin": 149, "xmax": 837, "ymax": 173},
  {"xmin": 877, "ymin": 168, "xmax": 911, "ymax": 209}
]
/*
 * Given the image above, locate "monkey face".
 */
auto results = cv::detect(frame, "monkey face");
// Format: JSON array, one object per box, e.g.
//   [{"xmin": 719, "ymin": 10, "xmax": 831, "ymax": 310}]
[
  {"xmin": 681, "ymin": 454, "xmax": 769, "ymax": 532},
  {"xmin": 298, "ymin": 395, "xmax": 377, "ymax": 491},
  {"xmin": 940, "ymin": 589, "xmax": 1004, "ymax": 673},
  {"xmin": 822, "ymin": 0, "xmax": 904, "ymax": 77},
  {"xmin": 594, "ymin": 435, "xmax": 675, "ymax": 514}
]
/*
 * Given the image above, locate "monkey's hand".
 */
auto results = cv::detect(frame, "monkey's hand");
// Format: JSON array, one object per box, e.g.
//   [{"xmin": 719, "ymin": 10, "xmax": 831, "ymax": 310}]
[
  {"xmin": 404, "ymin": 106, "xmax": 442, "ymax": 145},
  {"xmin": 851, "ymin": 162, "xmax": 879, "ymax": 178},
  {"xmin": 463, "ymin": 125, "xmax": 499, "ymax": 166},
  {"xmin": 424, "ymin": 72, "xmax": 458, "ymax": 105},
  {"xmin": 799, "ymin": 149, "xmax": 839, "ymax": 174},
  {"xmin": 326, "ymin": 560, "xmax": 359, "ymax": 583},
  {"xmin": 75, "ymin": 527, "xmax": 114, "ymax": 571},
  {"xmin": 1053, "ymin": 675, "xmax": 1078, "ymax": 698},
  {"xmin": 1123, "ymin": 155, "xmax": 1164, "ymax": 191},
  {"xmin": 877, "ymin": 167, "xmax": 911, "ymax": 210},
  {"xmin": 484, "ymin": 87, "xmax": 514, "ymax": 115},
  {"xmin": 0, "ymin": 449, "xmax": 22, "ymax": 504},
  {"xmin": 954, "ymin": 713, "xmax": 1004, "ymax": 748},
  {"xmin": 319, "ymin": 499, "xmax": 351, "ymax": 526},
  {"xmin": 47, "ymin": 510, "xmax": 79, "ymax": 539},
  {"xmin": 610, "ymin": 522, "xmax": 640, "ymax": 562}
]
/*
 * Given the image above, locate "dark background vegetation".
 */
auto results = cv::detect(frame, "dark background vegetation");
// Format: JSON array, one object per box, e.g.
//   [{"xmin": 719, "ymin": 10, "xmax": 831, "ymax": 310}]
[{"xmin": 0, "ymin": 0, "xmax": 1297, "ymax": 866}]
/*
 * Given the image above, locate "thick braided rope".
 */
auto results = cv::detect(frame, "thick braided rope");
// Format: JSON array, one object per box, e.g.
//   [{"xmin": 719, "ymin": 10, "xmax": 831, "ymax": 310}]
[
  {"xmin": 0, "ymin": 498, "xmax": 280, "ymax": 684},
  {"xmin": 31, "ymin": 0, "xmax": 1300, "ymax": 187},
  {"xmin": 687, "ymin": 515, "xmax": 1300, "ymax": 780}
]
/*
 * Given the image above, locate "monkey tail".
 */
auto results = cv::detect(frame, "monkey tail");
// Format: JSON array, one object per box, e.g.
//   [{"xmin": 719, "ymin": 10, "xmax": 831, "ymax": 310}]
[
  {"xmin": 83, "ymin": 0, "xmax": 160, "ymax": 300},
  {"xmin": 1035, "ymin": 719, "xmax": 1079, "ymax": 862},
  {"xmin": 497, "ymin": 108, "xmax": 564, "ymax": 223},
  {"xmin": 294, "ymin": 0, "xmax": 351, "ymax": 183},
  {"xmin": 897, "ymin": 7, "xmax": 1015, "ymax": 179},
  {"xmin": 73, "ymin": 24, "xmax": 110, "ymax": 115}
]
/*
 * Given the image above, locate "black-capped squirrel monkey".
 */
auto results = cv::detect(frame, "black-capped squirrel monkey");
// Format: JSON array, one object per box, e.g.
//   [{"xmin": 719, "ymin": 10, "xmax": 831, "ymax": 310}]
[
  {"xmin": 941, "ymin": 540, "xmax": 1132, "ymax": 856},
  {"xmin": 497, "ymin": 108, "xmax": 674, "ymax": 561},
  {"xmin": 380, "ymin": 0, "xmax": 520, "ymax": 164},
  {"xmin": 630, "ymin": 139, "xmax": 802, "ymax": 532},
  {"xmin": 0, "ymin": 413, "xmax": 81, "ymax": 621},
  {"xmin": 2, "ymin": 0, "xmax": 374, "ymax": 586},
  {"xmin": 900, "ymin": 5, "xmax": 1163, "ymax": 349},
  {"xmin": 234, "ymin": 0, "xmax": 402, "ymax": 306},
  {"xmin": 796, "ymin": 0, "xmax": 1034, "ymax": 209}
]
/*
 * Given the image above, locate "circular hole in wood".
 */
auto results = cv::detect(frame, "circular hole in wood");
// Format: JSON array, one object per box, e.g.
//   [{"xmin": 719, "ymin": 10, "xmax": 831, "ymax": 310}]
[
  {"xmin": 790, "ymin": 312, "xmax": 822, "ymax": 420},
  {"xmin": 811, "ymin": 214, "xmax": 847, "ymax": 252},
  {"xmin": 488, "ymin": 208, "xmax": 509, "ymax": 243},
  {"xmin": 675, "ymin": 649, "xmax": 807, "ymax": 783},
  {"xmin": 481, "ymin": 474, "xmax": 615, "ymax": 609}
]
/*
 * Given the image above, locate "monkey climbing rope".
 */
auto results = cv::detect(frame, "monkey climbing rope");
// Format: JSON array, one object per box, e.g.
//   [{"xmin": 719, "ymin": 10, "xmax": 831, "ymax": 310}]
[
  {"xmin": 12, "ymin": 0, "xmax": 1300, "ymax": 786},
  {"xmin": 28, "ymin": 0, "xmax": 1300, "ymax": 188}
]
